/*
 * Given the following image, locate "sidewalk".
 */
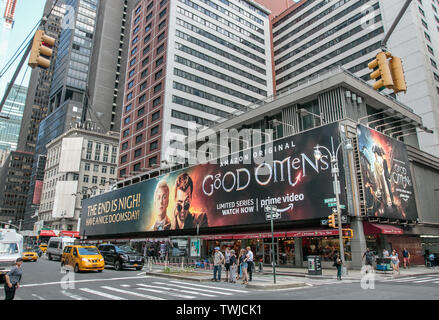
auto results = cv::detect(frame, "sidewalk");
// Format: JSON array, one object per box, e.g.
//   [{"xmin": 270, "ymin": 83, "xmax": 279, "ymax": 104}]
[{"xmin": 144, "ymin": 264, "xmax": 439, "ymax": 290}]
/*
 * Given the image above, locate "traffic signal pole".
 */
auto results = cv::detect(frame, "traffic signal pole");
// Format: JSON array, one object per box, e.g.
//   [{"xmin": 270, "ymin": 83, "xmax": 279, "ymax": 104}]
[
  {"xmin": 0, "ymin": 40, "xmax": 32, "ymax": 113},
  {"xmin": 381, "ymin": 0, "xmax": 412, "ymax": 50}
]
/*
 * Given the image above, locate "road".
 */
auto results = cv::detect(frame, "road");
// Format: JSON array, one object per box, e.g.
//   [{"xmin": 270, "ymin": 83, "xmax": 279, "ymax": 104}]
[{"xmin": 2, "ymin": 257, "xmax": 439, "ymax": 300}]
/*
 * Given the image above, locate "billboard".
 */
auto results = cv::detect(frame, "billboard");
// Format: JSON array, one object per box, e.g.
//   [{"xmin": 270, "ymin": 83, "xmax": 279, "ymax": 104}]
[
  {"xmin": 357, "ymin": 125, "xmax": 417, "ymax": 220},
  {"xmin": 80, "ymin": 123, "xmax": 347, "ymax": 237}
]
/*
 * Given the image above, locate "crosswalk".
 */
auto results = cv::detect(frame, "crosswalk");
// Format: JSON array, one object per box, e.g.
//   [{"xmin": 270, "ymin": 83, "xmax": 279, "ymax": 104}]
[
  {"xmin": 381, "ymin": 275, "xmax": 439, "ymax": 285},
  {"xmin": 66, "ymin": 279, "xmax": 250, "ymax": 300}
]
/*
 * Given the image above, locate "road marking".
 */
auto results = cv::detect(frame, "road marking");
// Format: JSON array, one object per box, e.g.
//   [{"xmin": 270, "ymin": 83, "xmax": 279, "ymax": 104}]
[
  {"xmin": 31, "ymin": 293, "xmax": 45, "ymax": 300},
  {"xmin": 61, "ymin": 290, "xmax": 88, "ymax": 300},
  {"xmin": 79, "ymin": 288, "xmax": 127, "ymax": 300},
  {"xmin": 153, "ymin": 281, "xmax": 233, "ymax": 295},
  {"xmin": 138, "ymin": 283, "xmax": 215, "ymax": 298},
  {"xmin": 412, "ymin": 277, "xmax": 439, "ymax": 283},
  {"xmin": 101, "ymin": 286, "xmax": 165, "ymax": 300},
  {"xmin": 20, "ymin": 275, "xmax": 149, "ymax": 288},
  {"xmin": 395, "ymin": 277, "xmax": 433, "ymax": 282},
  {"xmin": 135, "ymin": 285, "xmax": 195, "ymax": 299},
  {"xmin": 169, "ymin": 280, "xmax": 249, "ymax": 293}
]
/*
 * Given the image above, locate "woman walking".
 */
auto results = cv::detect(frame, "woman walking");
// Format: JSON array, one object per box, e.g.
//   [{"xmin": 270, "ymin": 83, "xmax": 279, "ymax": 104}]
[
  {"xmin": 390, "ymin": 250, "xmax": 400, "ymax": 275},
  {"xmin": 239, "ymin": 249, "xmax": 248, "ymax": 284},
  {"xmin": 4, "ymin": 258, "xmax": 23, "ymax": 300}
]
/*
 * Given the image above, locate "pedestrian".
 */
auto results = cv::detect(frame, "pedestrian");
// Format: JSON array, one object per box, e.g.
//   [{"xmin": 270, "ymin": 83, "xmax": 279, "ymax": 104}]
[
  {"xmin": 390, "ymin": 250, "xmax": 400, "ymax": 275},
  {"xmin": 211, "ymin": 247, "xmax": 225, "ymax": 282},
  {"xmin": 363, "ymin": 248, "xmax": 375, "ymax": 270},
  {"xmin": 236, "ymin": 250, "xmax": 242, "ymax": 281},
  {"xmin": 428, "ymin": 253, "xmax": 435, "ymax": 268},
  {"xmin": 402, "ymin": 248, "xmax": 410, "ymax": 268},
  {"xmin": 382, "ymin": 248, "xmax": 390, "ymax": 258},
  {"xmin": 229, "ymin": 249, "xmax": 237, "ymax": 283},
  {"xmin": 245, "ymin": 246, "xmax": 254, "ymax": 282},
  {"xmin": 239, "ymin": 249, "xmax": 248, "ymax": 285},
  {"xmin": 334, "ymin": 253, "xmax": 343, "ymax": 280},
  {"xmin": 4, "ymin": 258, "xmax": 23, "ymax": 300},
  {"xmin": 224, "ymin": 247, "xmax": 231, "ymax": 282}
]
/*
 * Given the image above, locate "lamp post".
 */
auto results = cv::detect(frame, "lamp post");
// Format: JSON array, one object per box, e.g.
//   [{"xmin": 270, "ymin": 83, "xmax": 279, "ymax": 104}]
[{"xmin": 314, "ymin": 136, "xmax": 353, "ymax": 272}]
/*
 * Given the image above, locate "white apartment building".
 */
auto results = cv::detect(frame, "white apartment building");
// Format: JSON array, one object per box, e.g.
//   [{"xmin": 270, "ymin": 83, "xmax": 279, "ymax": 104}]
[
  {"xmin": 272, "ymin": 0, "xmax": 439, "ymax": 156},
  {"xmin": 37, "ymin": 127, "xmax": 119, "ymax": 231},
  {"xmin": 118, "ymin": 0, "xmax": 274, "ymax": 178}
]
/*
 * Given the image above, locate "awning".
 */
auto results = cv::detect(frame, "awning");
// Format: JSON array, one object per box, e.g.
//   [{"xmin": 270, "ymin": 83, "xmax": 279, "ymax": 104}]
[
  {"xmin": 59, "ymin": 231, "xmax": 80, "ymax": 238},
  {"xmin": 363, "ymin": 222, "xmax": 404, "ymax": 235},
  {"xmin": 39, "ymin": 230, "xmax": 58, "ymax": 237},
  {"xmin": 200, "ymin": 229, "xmax": 340, "ymax": 240}
]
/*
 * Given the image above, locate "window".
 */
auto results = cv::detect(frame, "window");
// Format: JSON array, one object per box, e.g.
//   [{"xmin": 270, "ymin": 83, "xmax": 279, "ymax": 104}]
[
  {"xmin": 92, "ymin": 176, "xmax": 98, "ymax": 184},
  {"xmin": 124, "ymin": 116, "xmax": 131, "ymax": 125},
  {"xmin": 127, "ymin": 80, "xmax": 134, "ymax": 89},
  {"xmin": 140, "ymin": 81, "xmax": 147, "ymax": 91},
  {"xmin": 123, "ymin": 128, "xmax": 130, "ymax": 137},
  {"xmin": 84, "ymin": 163, "xmax": 90, "ymax": 171},
  {"xmin": 154, "ymin": 82, "xmax": 162, "ymax": 93},
  {"xmin": 125, "ymin": 104, "xmax": 132, "ymax": 112},
  {"xmin": 121, "ymin": 155, "xmax": 127, "ymax": 163},
  {"xmin": 136, "ymin": 120, "xmax": 144, "ymax": 130},
  {"xmin": 142, "ymin": 57, "xmax": 149, "ymax": 67},
  {"xmin": 150, "ymin": 140, "xmax": 158, "ymax": 151},
  {"xmin": 134, "ymin": 148, "xmax": 142, "ymax": 158},
  {"xmin": 158, "ymin": 19, "xmax": 166, "ymax": 30},
  {"xmin": 157, "ymin": 31, "xmax": 165, "ymax": 42},
  {"xmin": 137, "ymin": 106, "xmax": 145, "ymax": 116},
  {"xmin": 141, "ymin": 69, "xmax": 148, "ymax": 79},
  {"xmin": 153, "ymin": 96, "xmax": 161, "ymax": 107},
  {"xmin": 156, "ymin": 56, "xmax": 163, "ymax": 67},
  {"xmin": 102, "ymin": 166, "xmax": 107, "ymax": 174},
  {"xmin": 149, "ymin": 156, "xmax": 158, "ymax": 167},
  {"xmin": 138, "ymin": 94, "xmax": 146, "ymax": 104},
  {"xmin": 151, "ymin": 125, "xmax": 159, "ymax": 136},
  {"xmin": 159, "ymin": 8, "xmax": 167, "ymax": 18},
  {"xmin": 152, "ymin": 110, "xmax": 160, "ymax": 121},
  {"xmin": 143, "ymin": 45, "xmax": 150, "ymax": 55},
  {"xmin": 133, "ymin": 162, "xmax": 141, "ymax": 172},
  {"xmin": 122, "ymin": 141, "xmax": 128, "ymax": 150},
  {"xmin": 155, "ymin": 69, "xmax": 162, "ymax": 80},
  {"xmin": 135, "ymin": 6, "xmax": 141, "ymax": 15},
  {"xmin": 144, "ymin": 33, "xmax": 151, "ymax": 44},
  {"xmin": 156, "ymin": 44, "xmax": 164, "ymax": 55},
  {"xmin": 110, "ymin": 167, "xmax": 115, "ymax": 175},
  {"xmin": 93, "ymin": 164, "xmax": 99, "ymax": 172},
  {"xmin": 135, "ymin": 134, "xmax": 143, "ymax": 144},
  {"xmin": 83, "ymin": 175, "xmax": 89, "ymax": 183},
  {"xmin": 120, "ymin": 168, "xmax": 126, "ymax": 178},
  {"xmin": 145, "ymin": 23, "xmax": 152, "ymax": 33},
  {"xmin": 126, "ymin": 92, "xmax": 133, "ymax": 101},
  {"xmin": 130, "ymin": 57, "xmax": 136, "ymax": 66}
]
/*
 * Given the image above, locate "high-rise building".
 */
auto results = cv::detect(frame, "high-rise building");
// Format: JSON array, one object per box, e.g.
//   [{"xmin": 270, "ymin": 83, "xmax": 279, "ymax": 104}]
[
  {"xmin": 271, "ymin": 0, "xmax": 439, "ymax": 156},
  {"xmin": 0, "ymin": 83, "xmax": 27, "ymax": 156},
  {"xmin": 117, "ymin": 0, "xmax": 274, "ymax": 179},
  {"xmin": 20, "ymin": 0, "xmax": 66, "ymax": 231}
]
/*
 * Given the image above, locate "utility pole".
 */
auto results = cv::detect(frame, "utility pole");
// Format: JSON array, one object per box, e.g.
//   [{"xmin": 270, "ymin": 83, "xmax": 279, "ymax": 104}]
[{"xmin": 381, "ymin": 0, "xmax": 412, "ymax": 50}]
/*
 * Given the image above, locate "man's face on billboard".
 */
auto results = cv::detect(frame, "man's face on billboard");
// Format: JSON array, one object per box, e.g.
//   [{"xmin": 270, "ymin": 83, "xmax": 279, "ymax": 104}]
[
  {"xmin": 175, "ymin": 188, "xmax": 191, "ymax": 221},
  {"xmin": 155, "ymin": 187, "xmax": 169, "ymax": 218}
]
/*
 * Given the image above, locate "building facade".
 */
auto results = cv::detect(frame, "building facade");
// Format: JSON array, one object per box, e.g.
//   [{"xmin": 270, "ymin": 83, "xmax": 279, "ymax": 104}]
[
  {"xmin": 271, "ymin": 0, "xmax": 439, "ymax": 157},
  {"xmin": 37, "ymin": 127, "xmax": 119, "ymax": 231},
  {"xmin": 117, "ymin": 0, "xmax": 274, "ymax": 179},
  {"xmin": 82, "ymin": 69, "xmax": 439, "ymax": 269}
]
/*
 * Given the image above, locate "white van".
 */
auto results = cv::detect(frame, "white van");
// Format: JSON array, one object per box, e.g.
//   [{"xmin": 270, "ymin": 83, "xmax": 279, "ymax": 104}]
[
  {"xmin": 0, "ymin": 229, "xmax": 23, "ymax": 280},
  {"xmin": 47, "ymin": 237, "xmax": 75, "ymax": 261}
]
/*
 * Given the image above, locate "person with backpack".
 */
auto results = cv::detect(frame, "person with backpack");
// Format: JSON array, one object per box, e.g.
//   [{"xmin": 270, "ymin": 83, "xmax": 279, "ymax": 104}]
[{"xmin": 428, "ymin": 253, "xmax": 435, "ymax": 268}]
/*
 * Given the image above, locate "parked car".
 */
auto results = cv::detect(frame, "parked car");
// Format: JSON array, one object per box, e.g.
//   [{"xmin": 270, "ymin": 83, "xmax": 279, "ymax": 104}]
[
  {"xmin": 97, "ymin": 244, "xmax": 144, "ymax": 271},
  {"xmin": 61, "ymin": 245, "xmax": 104, "ymax": 273},
  {"xmin": 22, "ymin": 247, "xmax": 39, "ymax": 262},
  {"xmin": 46, "ymin": 237, "xmax": 75, "ymax": 261}
]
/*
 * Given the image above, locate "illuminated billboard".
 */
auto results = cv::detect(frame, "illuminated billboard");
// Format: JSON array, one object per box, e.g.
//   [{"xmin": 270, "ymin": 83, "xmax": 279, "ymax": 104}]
[
  {"xmin": 80, "ymin": 123, "xmax": 347, "ymax": 236},
  {"xmin": 357, "ymin": 125, "xmax": 418, "ymax": 220}
]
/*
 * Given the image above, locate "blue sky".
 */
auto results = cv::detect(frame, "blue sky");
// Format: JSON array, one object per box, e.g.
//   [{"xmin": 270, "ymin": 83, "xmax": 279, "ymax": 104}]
[{"xmin": 0, "ymin": 0, "xmax": 46, "ymax": 99}]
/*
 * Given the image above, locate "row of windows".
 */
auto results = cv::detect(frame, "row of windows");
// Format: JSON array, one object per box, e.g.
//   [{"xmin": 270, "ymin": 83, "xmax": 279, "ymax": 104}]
[
  {"xmin": 275, "ymin": 1, "xmax": 380, "ymax": 63},
  {"xmin": 276, "ymin": 27, "xmax": 384, "ymax": 85},
  {"xmin": 178, "ymin": 0, "xmax": 264, "ymax": 45},
  {"xmin": 175, "ymin": 55, "xmax": 267, "ymax": 96},
  {"xmin": 175, "ymin": 30, "xmax": 266, "ymax": 75},
  {"xmin": 277, "ymin": 15, "xmax": 382, "ymax": 75},
  {"xmin": 175, "ymin": 42, "xmax": 266, "ymax": 85},
  {"xmin": 176, "ymin": 18, "xmax": 266, "ymax": 65},
  {"xmin": 171, "ymin": 109, "xmax": 214, "ymax": 127},
  {"xmin": 273, "ymin": 0, "xmax": 316, "ymax": 29},
  {"xmin": 172, "ymin": 95, "xmax": 229, "ymax": 119}
]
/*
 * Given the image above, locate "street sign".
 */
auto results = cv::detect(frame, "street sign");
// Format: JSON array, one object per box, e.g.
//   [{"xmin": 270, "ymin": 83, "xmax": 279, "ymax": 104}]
[
  {"xmin": 265, "ymin": 211, "xmax": 281, "ymax": 221},
  {"xmin": 327, "ymin": 202, "xmax": 346, "ymax": 209},
  {"xmin": 324, "ymin": 198, "xmax": 337, "ymax": 204}
]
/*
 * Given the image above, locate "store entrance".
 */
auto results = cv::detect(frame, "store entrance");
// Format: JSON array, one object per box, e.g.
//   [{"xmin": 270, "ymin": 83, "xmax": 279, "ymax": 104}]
[{"xmin": 263, "ymin": 242, "xmax": 278, "ymax": 265}]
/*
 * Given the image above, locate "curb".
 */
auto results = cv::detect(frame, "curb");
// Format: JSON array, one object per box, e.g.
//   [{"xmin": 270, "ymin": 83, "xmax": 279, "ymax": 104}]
[{"xmin": 245, "ymin": 282, "xmax": 308, "ymax": 290}]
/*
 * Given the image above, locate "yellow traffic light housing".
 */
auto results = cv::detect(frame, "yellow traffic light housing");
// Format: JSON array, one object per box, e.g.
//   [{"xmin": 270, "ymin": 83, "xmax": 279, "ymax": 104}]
[
  {"xmin": 342, "ymin": 228, "xmax": 354, "ymax": 239},
  {"xmin": 368, "ymin": 51, "xmax": 393, "ymax": 91},
  {"xmin": 328, "ymin": 214, "xmax": 337, "ymax": 229},
  {"xmin": 28, "ymin": 30, "xmax": 56, "ymax": 69},
  {"xmin": 389, "ymin": 56, "xmax": 407, "ymax": 94}
]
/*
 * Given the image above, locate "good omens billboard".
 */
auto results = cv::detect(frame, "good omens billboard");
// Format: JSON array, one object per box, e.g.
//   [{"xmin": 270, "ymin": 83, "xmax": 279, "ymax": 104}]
[
  {"xmin": 80, "ymin": 123, "xmax": 347, "ymax": 236},
  {"xmin": 357, "ymin": 125, "xmax": 417, "ymax": 220}
]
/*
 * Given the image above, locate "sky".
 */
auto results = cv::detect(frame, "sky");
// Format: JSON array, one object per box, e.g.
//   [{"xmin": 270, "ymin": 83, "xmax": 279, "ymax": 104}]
[{"xmin": 0, "ymin": 0, "xmax": 47, "ymax": 100}]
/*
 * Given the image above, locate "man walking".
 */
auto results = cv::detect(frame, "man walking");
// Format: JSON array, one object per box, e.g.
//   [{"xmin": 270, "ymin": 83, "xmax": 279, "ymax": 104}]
[
  {"xmin": 224, "ymin": 247, "xmax": 231, "ymax": 282},
  {"xmin": 245, "ymin": 246, "xmax": 254, "ymax": 282},
  {"xmin": 4, "ymin": 258, "xmax": 23, "ymax": 300},
  {"xmin": 212, "ymin": 247, "xmax": 225, "ymax": 282},
  {"xmin": 402, "ymin": 248, "xmax": 410, "ymax": 268}
]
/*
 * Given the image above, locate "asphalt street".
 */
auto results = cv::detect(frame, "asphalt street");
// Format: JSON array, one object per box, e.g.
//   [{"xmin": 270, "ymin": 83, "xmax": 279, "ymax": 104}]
[{"xmin": 2, "ymin": 257, "xmax": 439, "ymax": 300}]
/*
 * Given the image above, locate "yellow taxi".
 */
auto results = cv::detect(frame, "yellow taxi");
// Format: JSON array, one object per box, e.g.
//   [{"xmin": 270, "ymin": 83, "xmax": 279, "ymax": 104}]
[
  {"xmin": 61, "ymin": 245, "xmax": 104, "ymax": 273},
  {"xmin": 22, "ymin": 247, "xmax": 39, "ymax": 262},
  {"xmin": 39, "ymin": 244, "xmax": 48, "ymax": 253}
]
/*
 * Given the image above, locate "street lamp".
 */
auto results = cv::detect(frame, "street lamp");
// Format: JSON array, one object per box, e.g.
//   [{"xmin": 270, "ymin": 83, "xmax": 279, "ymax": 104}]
[{"xmin": 314, "ymin": 136, "xmax": 353, "ymax": 273}]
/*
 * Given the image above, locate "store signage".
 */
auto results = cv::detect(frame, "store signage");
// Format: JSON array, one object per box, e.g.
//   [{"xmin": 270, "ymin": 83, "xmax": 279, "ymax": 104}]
[
  {"xmin": 357, "ymin": 125, "xmax": 418, "ymax": 221},
  {"xmin": 80, "ymin": 123, "xmax": 347, "ymax": 237}
]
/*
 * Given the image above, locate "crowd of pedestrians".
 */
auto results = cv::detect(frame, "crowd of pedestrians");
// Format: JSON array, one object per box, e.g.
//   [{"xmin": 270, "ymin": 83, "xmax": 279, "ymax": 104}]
[{"xmin": 211, "ymin": 246, "xmax": 254, "ymax": 285}]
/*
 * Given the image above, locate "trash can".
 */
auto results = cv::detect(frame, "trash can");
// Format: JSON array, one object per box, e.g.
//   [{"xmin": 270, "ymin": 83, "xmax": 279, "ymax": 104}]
[{"xmin": 307, "ymin": 255, "xmax": 322, "ymax": 276}]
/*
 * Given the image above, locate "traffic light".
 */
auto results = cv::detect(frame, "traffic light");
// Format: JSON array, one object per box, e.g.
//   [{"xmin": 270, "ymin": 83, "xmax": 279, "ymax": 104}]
[
  {"xmin": 28, "ymin": 30, "xmax": 56, "ymax": 69},
  {"xmin": 389, "ymin": 56, "xmax": 407, "ymax": 94},
  {"xmin": 368, "ymin": 51, "xmax": 393, "ymax": 91},
  {"xmin": 328, "ymin": 214, "xmax": 337, "ymax": 229},
  {"xmin": 342, "ymin": 228, "xmax": 354, "ymax": 239}
]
